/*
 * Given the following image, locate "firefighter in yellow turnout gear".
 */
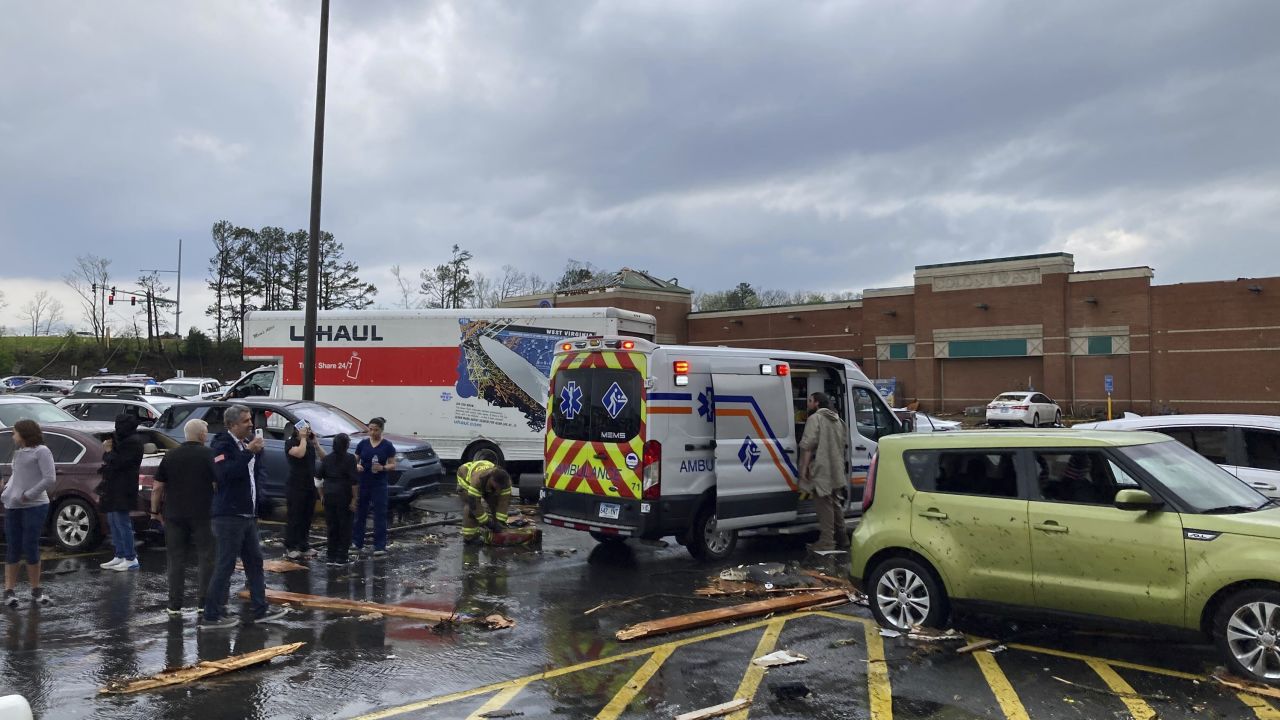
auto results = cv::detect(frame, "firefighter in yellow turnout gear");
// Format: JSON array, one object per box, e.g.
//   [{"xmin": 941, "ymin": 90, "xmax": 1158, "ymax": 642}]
[{"xmin": 457, "ymin": 460, "xmax": 512, "ymax": 545}]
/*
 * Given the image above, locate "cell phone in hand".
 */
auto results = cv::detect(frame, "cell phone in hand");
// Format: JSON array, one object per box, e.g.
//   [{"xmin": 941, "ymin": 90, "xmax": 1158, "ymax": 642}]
[{"xmin": 254, "ymin": 428, "xmax": 264, "ymax": 441}]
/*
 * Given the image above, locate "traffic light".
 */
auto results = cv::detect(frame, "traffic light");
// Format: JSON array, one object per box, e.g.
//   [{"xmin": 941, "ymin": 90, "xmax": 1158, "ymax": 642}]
[
  {"xmin": 131, "ymin": 296, "xmax": 137, "ymax": 306},
  {"xmin": 108, "ymin": 293, "xmax": 115, "ymax": 305}
]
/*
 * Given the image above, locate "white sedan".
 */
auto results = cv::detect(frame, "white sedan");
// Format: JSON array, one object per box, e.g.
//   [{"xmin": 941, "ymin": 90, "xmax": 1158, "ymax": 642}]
[{"xmin": 986, "ymin": 392, "xmax": 1061, "ymax": 427}]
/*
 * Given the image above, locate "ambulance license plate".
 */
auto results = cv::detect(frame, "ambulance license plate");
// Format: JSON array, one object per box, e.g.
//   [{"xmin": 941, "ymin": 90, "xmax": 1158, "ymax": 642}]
[{"xmin": 598, "ymin": 503, "xmax": 621, "ymax": 520}]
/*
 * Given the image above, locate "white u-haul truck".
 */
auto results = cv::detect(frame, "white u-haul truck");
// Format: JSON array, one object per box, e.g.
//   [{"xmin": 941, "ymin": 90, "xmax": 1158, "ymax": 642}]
[
  {"xmin": 234, "ymin": 309, "xmax": 657, "ymax": 483},
  {"xmin": 539, "ymin": 336, "xmax": 905, "ymax": 560}
]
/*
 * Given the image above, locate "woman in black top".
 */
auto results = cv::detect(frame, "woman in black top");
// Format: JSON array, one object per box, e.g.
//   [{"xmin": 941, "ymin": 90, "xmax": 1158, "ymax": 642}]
[
  {"xmin": 318, "ymin": 433, "xmax": 359, "ymax": 565},
  {"xmin": 284, "ymin": 422, "xmax": 325, "ymax": 560}
]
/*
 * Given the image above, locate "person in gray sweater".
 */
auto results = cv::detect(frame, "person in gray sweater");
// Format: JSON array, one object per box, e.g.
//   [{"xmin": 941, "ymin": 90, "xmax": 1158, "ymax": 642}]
[{"xmin": 2, "ymin": 419, "xmax": 57, "ymax": 607}]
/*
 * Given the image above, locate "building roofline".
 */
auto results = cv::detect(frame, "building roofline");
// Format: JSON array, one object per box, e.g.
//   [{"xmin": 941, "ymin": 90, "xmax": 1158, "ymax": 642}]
[{"xmin": 916, "ymin": 252, "xmax": 1073, "ymax": 271}]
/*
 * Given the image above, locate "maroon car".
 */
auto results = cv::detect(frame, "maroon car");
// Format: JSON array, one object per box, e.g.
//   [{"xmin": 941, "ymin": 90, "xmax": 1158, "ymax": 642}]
[{"xmin": 0, "ymin": 422, "xmax": 177, "ymax": 552}]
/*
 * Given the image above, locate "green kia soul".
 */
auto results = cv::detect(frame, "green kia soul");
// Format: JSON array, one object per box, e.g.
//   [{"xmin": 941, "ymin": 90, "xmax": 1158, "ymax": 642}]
[{"xmin": 850, "ymin": 430, "xmax": 1280, "ymax": 684}]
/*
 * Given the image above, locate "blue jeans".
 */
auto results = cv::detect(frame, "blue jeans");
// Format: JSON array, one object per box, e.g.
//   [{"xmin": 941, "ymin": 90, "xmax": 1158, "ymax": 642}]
[
  {"xmin": 353, "ymin": 478, "xmax": 388, "ymax": 551},
  {"xmin": 203, "ymin": 516, "xmax": 268, "ymax": 621},
  {"xmin": 107, "ymin": 510, "xmax": 136, "ymax": 561},
  {"xmin": 5, "ymin": 504, "xmax": 49, "ymax": 565}
]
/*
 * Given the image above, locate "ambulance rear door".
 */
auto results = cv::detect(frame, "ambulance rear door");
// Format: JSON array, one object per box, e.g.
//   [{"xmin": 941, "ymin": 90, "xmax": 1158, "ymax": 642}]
[{"xmin": 712, "ymin": 371, "xmax": 800, "ymax": 530}]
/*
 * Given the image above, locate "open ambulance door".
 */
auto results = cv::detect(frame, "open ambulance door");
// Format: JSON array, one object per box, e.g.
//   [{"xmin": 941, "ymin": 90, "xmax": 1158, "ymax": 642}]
[{"xmin": 712, "ymin": 373, "xmax": 800, "ymax": 531}]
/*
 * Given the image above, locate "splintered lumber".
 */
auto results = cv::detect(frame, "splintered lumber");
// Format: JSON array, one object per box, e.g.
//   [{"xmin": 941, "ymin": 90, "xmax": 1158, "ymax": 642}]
[
  {"xmin": 100, "ymin": 642, "xmax": 304, "ymax": 694},
  {"xmin": 1212, "ymin": 673, "xmax": 1280, "ymax": 701},
  {"xmin": 616, "ymin": 589, "xmax": 851, "ymax": 641},
  {"xmin": 236, "ymin": 559, "xmax": 308, "ymax": 573},
  {"xmin": 674, "ymin": 698, "xmax": 751, "ymax": 720},
  {"xmin": 240, "ymin": 589, "xmax": 515, "ymax": 630}
]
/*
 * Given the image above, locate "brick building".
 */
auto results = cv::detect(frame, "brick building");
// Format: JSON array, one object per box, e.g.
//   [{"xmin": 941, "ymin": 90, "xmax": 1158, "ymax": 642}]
[{"xmin": 504, "ymin": 255, "xmax": 1280, "ymax": 416}]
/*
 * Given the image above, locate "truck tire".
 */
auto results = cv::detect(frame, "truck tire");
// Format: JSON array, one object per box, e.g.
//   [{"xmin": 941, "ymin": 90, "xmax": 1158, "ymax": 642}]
[
  {"xmin": 51, "ymin": 497, "xmax": 102, "ymax": 553},
  {"xmin": 465, "ymin": 442, "xmax": 505, "ymax": 469},
  {"xmin": 686, "ymin": 503, "xmax": 737, "ymax": 562}
]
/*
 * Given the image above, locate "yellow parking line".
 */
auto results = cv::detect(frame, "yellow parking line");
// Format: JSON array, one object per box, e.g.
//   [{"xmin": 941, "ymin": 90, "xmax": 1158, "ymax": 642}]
[
  {"xmin": 351, "ymin": 615, "xmax": 788, "ymax": 720},
  {"xmin": 864, "ymin": 621, "xmax": 893, "ymax": 720},
  {"xmin": 595, "ymin": 646, "xmax": 676, "ymax": 720},
  {"xmin": 1239, "ymin": 693, "xmax": 1280, "ymax": 720},
  {"xmin": 1004, "ymin": 642, "xmax": 1202, "ymax": 681},
  {"xmin": 465, "ymin": 679, "xmax": 531, "ymax": 720},
  {"xmin": 1086, "ymin": 660, "xmax": 1156, "ymax": 720},
  {"xmin": 967, "ymin": 637, "xmax": 1029, "ymax": 720},
  {"xmin": 726, "ymin": 619, "xmax": 786, "ymax": 720}
]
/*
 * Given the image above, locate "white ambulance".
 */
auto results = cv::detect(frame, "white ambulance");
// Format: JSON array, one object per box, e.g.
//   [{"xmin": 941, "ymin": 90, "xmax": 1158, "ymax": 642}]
[
  {"xmin": 539, "ymin": 336, "xmax": 906, "ymax": 560},
  {"xmin": 233, "ymin": 308, "xmax": 657, "ymax": 480}
]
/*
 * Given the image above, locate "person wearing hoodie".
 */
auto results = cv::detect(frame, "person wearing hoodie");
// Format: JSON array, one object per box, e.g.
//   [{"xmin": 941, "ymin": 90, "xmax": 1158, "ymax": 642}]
[
  {"xmin": 798, "ymin": 392, "xmax": 850, "ymax": 553},
  {"xmin": 2, "ymin": 420, "xmax": 57, "ymax": 607},
  {"xmin": 98, "ymin": 413, "xmax": 144, "ymax": 571}
]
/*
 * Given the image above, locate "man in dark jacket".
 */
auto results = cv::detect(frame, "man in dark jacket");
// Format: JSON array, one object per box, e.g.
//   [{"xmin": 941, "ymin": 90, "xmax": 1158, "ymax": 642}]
[
  {"xmin": 200, "ymin": 405, "xmax": 288, "ymax": 629},
  {"xmin": 98, "ymin": 414, "xmax": 144, "ymax": 571},
  {"xmin": 151, "ymin": 418, "xmax": 217, "ymax": 617}
]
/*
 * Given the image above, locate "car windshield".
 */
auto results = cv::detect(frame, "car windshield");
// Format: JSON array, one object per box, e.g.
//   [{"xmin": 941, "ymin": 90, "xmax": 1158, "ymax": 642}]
[
  {"xmin": 995, "ymin": 394, "xmax": 1029, "ymax": 402},
  {"xmin": 161, "ymin": 381, "xmax": 200, "ymax": 396},
  {"xmin": 1118, "ymin": 439, "xmax": 1270, "ymax": 513},
  {"xmin": 287, "ymin": 403, "xmax": 367, "ymax": 437},
  {"xmin": 0, "ymin": 402, "xmax": 78, "ymax": 426}
]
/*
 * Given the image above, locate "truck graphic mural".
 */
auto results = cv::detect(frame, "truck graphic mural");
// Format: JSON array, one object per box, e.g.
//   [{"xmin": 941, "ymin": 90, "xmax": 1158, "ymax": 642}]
[{"xmin": 455, "ymin": 319, "xmax": 580, "ymax": 430}]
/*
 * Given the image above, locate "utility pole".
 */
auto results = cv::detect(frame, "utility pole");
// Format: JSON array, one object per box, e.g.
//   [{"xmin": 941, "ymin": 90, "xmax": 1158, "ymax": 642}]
[
  {"xmin": 141, "ymin": 237, "xmax": 182, "ymax": 337},
  {"xmin": 303, "ymin": 0, "xmax": 330, "ymax": 401}
]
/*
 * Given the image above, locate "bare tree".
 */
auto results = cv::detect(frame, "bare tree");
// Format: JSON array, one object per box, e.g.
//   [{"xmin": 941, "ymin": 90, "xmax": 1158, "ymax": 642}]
[
  {"xmin": 390, "ymin": 265, "xmax": 420, "ymax": 309},
  {"xmin": 20, "ymin": 291, "xmax": 64, "ymax": 336},
  {"xmin": 63, "ymin": 254, "xmax": 111, "ymax": 342},
  {"xmin": 0, "ymin": 289, "xmax": 7, "ymax": 337}
]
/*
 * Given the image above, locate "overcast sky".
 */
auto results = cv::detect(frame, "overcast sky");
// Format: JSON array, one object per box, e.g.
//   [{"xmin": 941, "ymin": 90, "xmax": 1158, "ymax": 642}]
[{"xmin": 2, "ymin": 0, "xmax": 1278, "ymax": 334}]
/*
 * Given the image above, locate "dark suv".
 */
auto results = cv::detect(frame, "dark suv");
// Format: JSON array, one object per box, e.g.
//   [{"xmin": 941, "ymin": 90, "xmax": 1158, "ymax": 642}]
[{"xmin": 152, "ymin": 398, "xmax": 445, "ymax": 504}]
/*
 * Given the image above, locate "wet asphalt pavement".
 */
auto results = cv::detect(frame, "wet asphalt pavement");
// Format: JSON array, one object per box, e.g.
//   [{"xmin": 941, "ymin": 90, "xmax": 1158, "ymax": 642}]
[{"xmin": 1, "ymin": 492, "xmax": 1275, "ymax": 720}]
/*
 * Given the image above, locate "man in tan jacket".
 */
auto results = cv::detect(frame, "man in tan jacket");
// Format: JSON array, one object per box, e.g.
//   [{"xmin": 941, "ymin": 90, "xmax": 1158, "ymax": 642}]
[{"xmin": 798, "ymin": 392, "xmax": 850, "ymax": 552}]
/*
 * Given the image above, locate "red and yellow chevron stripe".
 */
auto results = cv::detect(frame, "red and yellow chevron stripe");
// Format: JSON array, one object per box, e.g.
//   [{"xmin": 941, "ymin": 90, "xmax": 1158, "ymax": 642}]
[{"xmin": 544, "ymin": 350, "xmax": 649, "ymax": 498}]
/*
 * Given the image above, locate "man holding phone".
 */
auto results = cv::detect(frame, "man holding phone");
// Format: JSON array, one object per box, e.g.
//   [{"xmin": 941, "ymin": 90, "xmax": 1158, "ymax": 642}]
[
  {"xmin": 284, "ymin": 420, "xmax": 325, "ymax": 560},
  {"xmin": 353, "ymin": 417, "xmax": 396, "ymax": 556},
  {"xmin": 200, "ymin": 405, "xmax": 288, "ymax": 629}
]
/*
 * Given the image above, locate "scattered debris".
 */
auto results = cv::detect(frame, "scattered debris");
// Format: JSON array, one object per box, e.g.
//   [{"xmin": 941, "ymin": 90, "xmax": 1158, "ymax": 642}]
[
  {"xmin": 616, "ymin": 590, "xmax": 852, "ymax": 641},
  {"xmin": 674, "ymin": 698, "xmax": 751, "ymax": 720},
  {"xmin": 356, "ymin": 613, "xmax": 383, "ymax": 622},
  {"xmin": 236, "ymin": 559, "xmax": 308, "ymax": 573},
  {"xmin": 829, "ymin": 638, "xmax": 859, "ymax": 649},
  {"xmin": 907, "ymin": 627, "xmax": 965, "ymax": 642},
  {"xmin": 879, "ymin": 629, "xmax": 902, "ymax": 638},
  {"xmin": 986, "ymin": 645, "xmax": 1007, "ymax": 654},
  {"xmin": 488, "ymin": 527, "xmax": 542, "ymax": 546},
  {"xmin": 239, "ymin": 589, "xmax": 514, "ymax": 630},
  {"xmin": 698, "ymin": 563, "xmax": 840, "ymax": 597},
  {"xmin": 956, "ymin": 639, "xmax": 1002, "ymax": 655},
  {"xmin": 1051, "ymin": 675, "xmax": 1172, "ymax": 702},
  {"xmin": 770, "ymin": 682, "xmax": 811, "ymax": 701},
  {"xmin": 385, "ymin": 654, "xmax": 398, "ymax": 660},
  {"xmin": 1211, "ymin": 672, "xmax": 1280, "ymax": 701},
  {"xmin": 100, "ymin": 642, "xmax": 305, "ymax": 694},
  {"xmin": 752, "ymin": 650, "xmax": 808, "ymax": 668},
  {"xmin": 479, "ymin": 711, "xmax": 524, "ymax": 719}
]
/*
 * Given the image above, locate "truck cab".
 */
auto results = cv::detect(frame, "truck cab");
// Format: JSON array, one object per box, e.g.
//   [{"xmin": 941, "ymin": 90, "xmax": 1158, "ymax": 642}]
[{"xmin": 539, "ymin": 336, "xmax": 904, "ymax": 560}]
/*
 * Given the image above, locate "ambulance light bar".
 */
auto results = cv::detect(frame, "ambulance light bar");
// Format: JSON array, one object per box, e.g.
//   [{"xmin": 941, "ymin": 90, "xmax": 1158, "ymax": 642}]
[{"xmin": 673, "ymin": 360, "xmax": 690, "ymax": 386}]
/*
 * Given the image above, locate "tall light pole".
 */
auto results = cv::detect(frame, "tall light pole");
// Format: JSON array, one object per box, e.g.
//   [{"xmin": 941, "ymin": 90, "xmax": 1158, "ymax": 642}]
[
  {"xmin": 140, "ymin": 237, "xmax": 182, "ymax": 336},
  {"xmin": 303, "ymin": 0, "xmax": 330, "ymax": 401}
]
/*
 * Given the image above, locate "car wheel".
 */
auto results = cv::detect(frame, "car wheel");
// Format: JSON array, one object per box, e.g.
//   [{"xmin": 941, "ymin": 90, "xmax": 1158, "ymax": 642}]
[
  {"xmin": 868, "ymin": 556, "xmax": 950, "ymax": 630},
  {"xmin": 686, "ymin": 502, "xmax": 737, "ymax": 562},
  {"xmin": 1031, "ymin": 412, "xmax": 1040, "ymax": 428},
  {"xmin": 590, "ymin": 531, "xmax": 626, "ymax": 544},
  {"xmin": 1215, "ymin": 587, "xmax": 1280, "ymax": 683},
  {"xmin": 51, "ymin": 497, "xmax": 102, "ymax": 552},
  {"xmin": 1054, "ymin": 410, "xmax": 1062, "ymax": 427}
]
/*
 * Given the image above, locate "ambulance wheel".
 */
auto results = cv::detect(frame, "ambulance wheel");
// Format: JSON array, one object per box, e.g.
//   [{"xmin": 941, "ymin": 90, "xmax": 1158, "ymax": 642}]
[
  {"xmin": 465, "ymin": 442, "xmax": 504, "ymax": 468},
  {"xmin": 590, "ymin": 531, "xmax": 625, "ymax": 544},
  {"xmin": 688, "ymin": 504, "xmax": 737, "ymax": 562}
]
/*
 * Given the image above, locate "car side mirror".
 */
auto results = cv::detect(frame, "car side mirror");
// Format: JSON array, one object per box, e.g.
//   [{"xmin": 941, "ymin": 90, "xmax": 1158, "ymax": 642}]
[{"xmin": 1115, "ymin": 488, "xmax": 1162, "ymax": 511}]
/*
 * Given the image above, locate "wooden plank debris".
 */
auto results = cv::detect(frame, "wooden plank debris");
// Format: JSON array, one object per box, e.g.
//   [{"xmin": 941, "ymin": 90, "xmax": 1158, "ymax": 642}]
[
  {"xmin": 616, "ymin": 590, "xmax": 851, "ymax": 641},
  {"xmin": 674, "ymin": 698, "xmax": 751, "ymax": 720},
  {"xmin": 956, "ymin": 639, "xmax": 1002, "ymax": 655},
  {"xmin": 101, "ymin": 642, "xmax": 305, "ymax": 694},
  {"xmin": 236, "ymin": 559, "xmax": 308, "ymax": 573},
  {"xmin": 240, "ymin": 589, "xmax": 514, "ymax": 630},
  {"xmin": 1211, "ymin": 673, "xmax": 1280, "ymax": 701}
]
